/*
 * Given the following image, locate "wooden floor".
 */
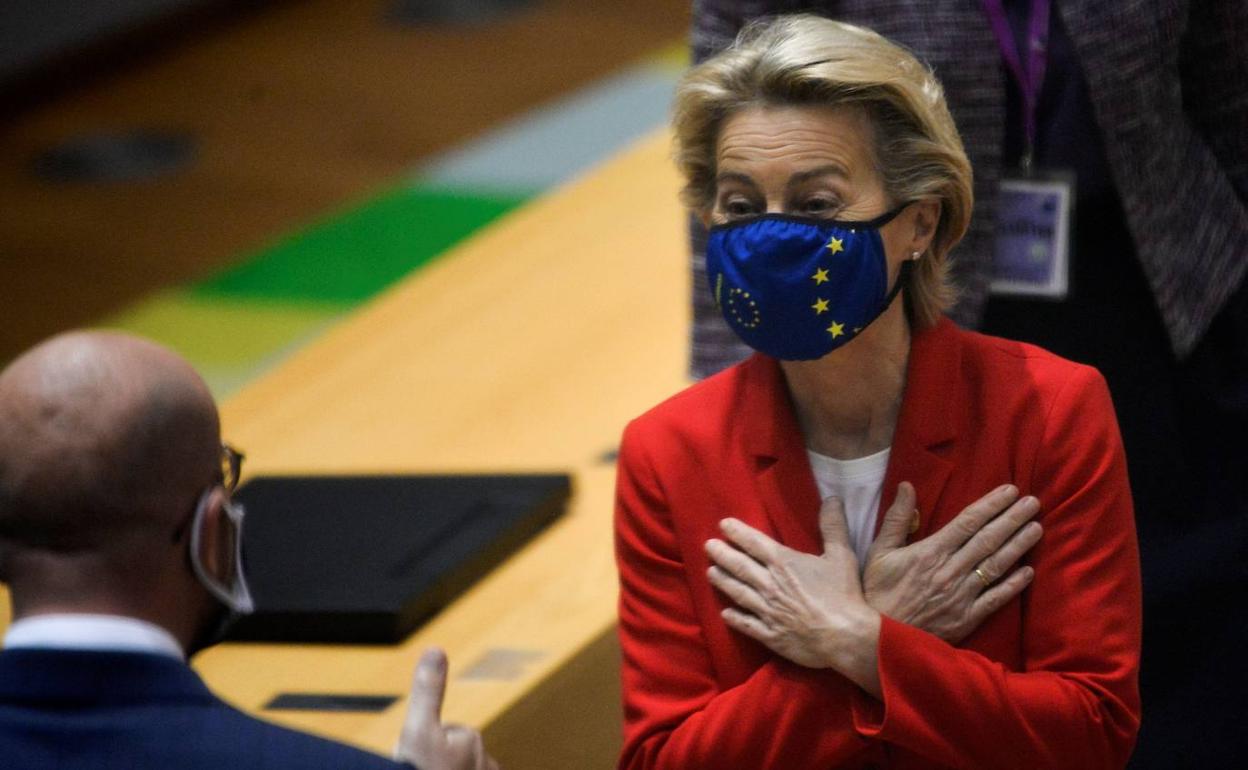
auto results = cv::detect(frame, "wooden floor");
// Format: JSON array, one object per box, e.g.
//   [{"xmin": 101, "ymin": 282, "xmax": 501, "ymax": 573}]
[{"xmin": 0, "ymin": 0, "xmax": 689, "ymax": 363}]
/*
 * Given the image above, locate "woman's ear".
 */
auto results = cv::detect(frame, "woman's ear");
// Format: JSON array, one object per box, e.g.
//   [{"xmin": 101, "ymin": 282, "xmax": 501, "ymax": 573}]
[{"xmin": 910, "ymin": 199, "xmax": 941, "ymax": 256}]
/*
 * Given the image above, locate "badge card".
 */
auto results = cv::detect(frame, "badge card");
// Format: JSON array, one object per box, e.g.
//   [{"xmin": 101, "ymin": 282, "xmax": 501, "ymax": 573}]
[{"xmin": 990, "ymin": 175, "xmax": 1073, "ymax": 299}]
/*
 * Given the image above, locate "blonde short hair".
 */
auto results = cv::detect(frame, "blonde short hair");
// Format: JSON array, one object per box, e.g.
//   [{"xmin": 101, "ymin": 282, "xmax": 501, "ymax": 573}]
[{"xmin": 674, "ymin": 14, "xmax": 973, "ymax": 327}]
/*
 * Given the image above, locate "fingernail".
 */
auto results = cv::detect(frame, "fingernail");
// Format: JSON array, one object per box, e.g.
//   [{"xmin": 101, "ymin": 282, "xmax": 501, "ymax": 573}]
[
  {"xmin": 1022, "ymin": 566, "xmax": 1035, "ymax": 581},
  {"xmin": 420, "ymin": 648, "xmax": 447, "ymax": 674}
]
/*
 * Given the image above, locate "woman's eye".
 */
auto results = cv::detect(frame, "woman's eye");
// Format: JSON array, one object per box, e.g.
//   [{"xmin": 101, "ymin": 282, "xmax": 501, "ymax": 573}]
[
  {"xmin": 801, "ymin": 198, "xmax": 838, "ymax": 215},
  {"xmin": 723, "ymin": 198, "xmax": 759, "ymax": 218}
]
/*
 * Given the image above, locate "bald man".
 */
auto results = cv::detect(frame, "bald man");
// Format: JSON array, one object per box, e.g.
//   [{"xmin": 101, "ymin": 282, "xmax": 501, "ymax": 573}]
[{"xmin": 0, "ymin": 332, "xmax": 497, "ymax": 770}]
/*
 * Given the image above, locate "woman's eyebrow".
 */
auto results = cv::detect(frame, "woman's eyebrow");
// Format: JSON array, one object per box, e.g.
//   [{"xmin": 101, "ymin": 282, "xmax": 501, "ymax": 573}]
[
  {"xmin": 715, "ymin": 171, "xmax": 760, "ymax": 190},
  {"xmin": 787, "ymin": 164, "xmax": 849, "ymax": 189}
]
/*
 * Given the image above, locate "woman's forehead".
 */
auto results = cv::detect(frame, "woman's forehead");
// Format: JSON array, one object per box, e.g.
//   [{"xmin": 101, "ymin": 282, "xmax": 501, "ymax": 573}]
[{"xmin": 715, "ymin": 104, "xmax": 876, "ymax": 177}]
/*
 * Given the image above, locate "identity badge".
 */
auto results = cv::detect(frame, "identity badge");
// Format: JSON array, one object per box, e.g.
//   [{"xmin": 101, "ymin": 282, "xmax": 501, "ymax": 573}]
[{"xmin": 990, "ymin": 174, "xmax": 1073, "ymax": 299}]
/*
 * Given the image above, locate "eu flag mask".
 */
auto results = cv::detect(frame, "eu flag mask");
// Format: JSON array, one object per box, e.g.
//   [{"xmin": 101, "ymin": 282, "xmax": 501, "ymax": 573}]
[{"xmin": 706, "ymin": 206, "xmax": 911, "ymax": 361}]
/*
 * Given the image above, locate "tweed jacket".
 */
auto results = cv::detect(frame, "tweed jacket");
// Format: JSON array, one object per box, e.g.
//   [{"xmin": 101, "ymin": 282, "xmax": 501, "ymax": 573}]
[{"xmin": 688, "ymin": 0, "xmax": 1248, "ymax": 375}]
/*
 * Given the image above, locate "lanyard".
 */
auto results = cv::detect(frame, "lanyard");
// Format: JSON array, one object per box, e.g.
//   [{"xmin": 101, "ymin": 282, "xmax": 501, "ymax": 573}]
[{"xmin": 982, "ymin": 0, "xmax": 1051, "ymax": 171}]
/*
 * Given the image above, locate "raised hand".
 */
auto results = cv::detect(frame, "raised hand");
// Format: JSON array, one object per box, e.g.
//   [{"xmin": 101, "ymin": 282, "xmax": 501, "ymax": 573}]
[
  {"xmin": 863, "ymin": 482, "xmax": 1042, "ymax": 643},
  {"xmin": 395, "ymin": 648, "xmax": 500, "ymax": 770}
]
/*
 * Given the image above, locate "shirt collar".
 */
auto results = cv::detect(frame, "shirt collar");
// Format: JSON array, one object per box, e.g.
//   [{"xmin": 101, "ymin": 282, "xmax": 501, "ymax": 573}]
[{"xmin": 3, "ymin": 614, "xmax": 185, "ymax": 660}]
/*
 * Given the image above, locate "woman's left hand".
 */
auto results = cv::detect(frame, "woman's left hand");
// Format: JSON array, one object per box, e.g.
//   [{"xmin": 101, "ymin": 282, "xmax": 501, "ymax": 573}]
[{"xmin": 705, "ymin": 497, "xmax": 883, "ymax": 696}]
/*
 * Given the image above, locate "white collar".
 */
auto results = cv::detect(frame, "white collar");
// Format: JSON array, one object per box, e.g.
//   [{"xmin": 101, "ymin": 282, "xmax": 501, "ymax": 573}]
[{"xmin": 3, "ymin": 614, "xmax": 185, "ymax": 660}]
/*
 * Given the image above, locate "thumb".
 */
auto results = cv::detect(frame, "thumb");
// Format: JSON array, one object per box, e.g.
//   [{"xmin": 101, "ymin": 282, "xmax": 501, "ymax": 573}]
[
  {"xmin": 404, "ymin": 647, "xmax": 448, "ymax": 733},
  {"xmin": 869, "ymin": 482, "xmax": 917, "ymax": 559},
  {"xmin": 819, "ymin": 496, "xmax": 852, "ymax": 556}
]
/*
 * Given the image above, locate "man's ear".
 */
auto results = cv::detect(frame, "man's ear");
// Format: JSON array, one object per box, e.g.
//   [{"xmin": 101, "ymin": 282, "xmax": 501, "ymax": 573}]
[
  {"xmin": 697, "ymin": 207, "xmax": 713, "ymax": 229},
  {"xmin": 194, "ymin": 487, "xmax": 230, "ymax": 582}
]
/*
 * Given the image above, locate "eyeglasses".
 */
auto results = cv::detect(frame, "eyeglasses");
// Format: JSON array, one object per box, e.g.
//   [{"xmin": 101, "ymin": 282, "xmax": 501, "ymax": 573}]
[{"xmin": 222, "ymin": 443, "xmax": 245, "ymax": 494}]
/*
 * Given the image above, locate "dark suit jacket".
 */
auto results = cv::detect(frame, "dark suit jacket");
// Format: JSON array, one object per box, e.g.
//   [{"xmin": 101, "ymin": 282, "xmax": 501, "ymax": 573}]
[
  {"xmin": 615, "ymin": 319, "xmax": 1142, "ymax": 769},
  {"xmin": 688, "ymin": 0, "xmax": 1247, "ymax": 372},
  {"xmin": 0, "ymin": 649, "xmax": 411, "ymax": 770}
]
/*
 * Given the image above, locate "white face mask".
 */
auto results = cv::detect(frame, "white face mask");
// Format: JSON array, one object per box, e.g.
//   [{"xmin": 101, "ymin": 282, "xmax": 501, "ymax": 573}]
[{"xmin": 188, "ymin": 488, "xmax": 255, "ymax": 615}]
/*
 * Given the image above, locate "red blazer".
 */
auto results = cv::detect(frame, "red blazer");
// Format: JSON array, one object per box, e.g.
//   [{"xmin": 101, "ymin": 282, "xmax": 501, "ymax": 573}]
[{"xmin": 614, "ymin": 319, "xmax": 1142, "ymax": 770}]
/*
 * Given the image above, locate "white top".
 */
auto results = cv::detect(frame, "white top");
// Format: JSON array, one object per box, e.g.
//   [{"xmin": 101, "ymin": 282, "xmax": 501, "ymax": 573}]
[
  {"xmin": 3, "ymin": 614, "xmax": 184, "ymax": 660},
  {"xmin": 806, "ymin": 446, "xmax": 891, "ymax": 568}
]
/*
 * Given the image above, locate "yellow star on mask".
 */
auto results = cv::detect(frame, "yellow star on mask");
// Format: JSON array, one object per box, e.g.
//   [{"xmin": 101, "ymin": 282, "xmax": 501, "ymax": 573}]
[
  {"xmin": 827, "ymin": 321, "xmax": 845, "ymax": 338},
  {"xmin": 826, "ymin": 237, "xmax": 845, "ymax": 254},
  {"xmin": 811, "ymin": 268, "xmax": 830, "ymax": 284},
  {"xmin": 811, "ymin": 298, "xmax": 830, "ymax": 315}
]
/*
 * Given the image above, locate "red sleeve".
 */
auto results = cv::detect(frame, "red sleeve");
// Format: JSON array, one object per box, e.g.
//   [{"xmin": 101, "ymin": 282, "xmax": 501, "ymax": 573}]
[
  {"xmin": 614, "ymin": 419, "xmax": 874, "ymax": 770},
  {"xmin": 850, "ymin": 365, "xmax": 1142, "ymax": 769}
]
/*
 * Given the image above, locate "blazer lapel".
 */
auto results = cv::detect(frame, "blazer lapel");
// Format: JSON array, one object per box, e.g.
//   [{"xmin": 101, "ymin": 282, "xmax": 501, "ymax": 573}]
[
  {"xmin": 737, "ymin": 355, "xmax": 824, "ymax": 555},
  {"xmin": 734, "ymin": 319, "xmax": 965, "ymax": 552},
  {"xmin": 878, "ymin": 319, "xmax": 962, "ymax": 541}
]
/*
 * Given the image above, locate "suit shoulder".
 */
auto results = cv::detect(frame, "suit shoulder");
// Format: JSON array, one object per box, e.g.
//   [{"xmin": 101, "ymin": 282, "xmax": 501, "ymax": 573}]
[{"xmin": 215, "ymin": 704, "xmax": 408, "ymax": 769}]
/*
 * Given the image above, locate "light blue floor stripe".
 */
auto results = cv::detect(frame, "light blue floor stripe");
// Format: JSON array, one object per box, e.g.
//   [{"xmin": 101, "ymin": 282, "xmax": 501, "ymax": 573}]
[{"xmin": 412, "ymin": 59, "xmax": 679, "ymax": 195}]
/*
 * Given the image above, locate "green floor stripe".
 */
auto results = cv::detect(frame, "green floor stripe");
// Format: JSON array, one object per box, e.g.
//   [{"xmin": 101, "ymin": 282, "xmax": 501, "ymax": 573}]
[
  {"xmin": 88, "ymin": 42, "xmax": 680, "ymax": 395},
  {"xmin": 104, "ymin": 292, "xmax": 347, "ymax": 367},
  {"xmin": 103, "ymin": 292, "xmax": 349, "ymax": 398},
  {"xmin": 195, "ymin": 185, "xmax": 529, "ymax": 303}
]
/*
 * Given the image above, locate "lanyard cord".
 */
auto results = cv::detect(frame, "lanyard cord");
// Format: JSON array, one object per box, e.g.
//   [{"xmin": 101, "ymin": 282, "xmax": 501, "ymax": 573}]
[{"xmin": 982, "ymin": 0, "xmax": 1052, "ymax": 172}]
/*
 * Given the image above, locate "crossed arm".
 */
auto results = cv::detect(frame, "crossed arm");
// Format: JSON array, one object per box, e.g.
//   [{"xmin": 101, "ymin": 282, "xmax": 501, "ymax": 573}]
[
  {"xmin": 705, "ymin": 482, "xmax": 1041, "ymax": 697},
  {"xmin": 615, "ymin": 370, "xmax": 1141, "ymax": 769}
]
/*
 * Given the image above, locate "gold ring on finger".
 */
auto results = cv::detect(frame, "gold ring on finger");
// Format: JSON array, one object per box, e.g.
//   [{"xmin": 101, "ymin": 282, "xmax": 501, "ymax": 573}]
[{"xmin": 974, "ymin": 567, "xmax": 992, "ymax": 588}]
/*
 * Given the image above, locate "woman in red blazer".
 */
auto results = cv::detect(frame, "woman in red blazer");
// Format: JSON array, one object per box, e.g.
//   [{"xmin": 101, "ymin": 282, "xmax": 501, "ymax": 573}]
[{"xmin": 615, "ymin": 15, "xmax": 1141, "ymax": 770}]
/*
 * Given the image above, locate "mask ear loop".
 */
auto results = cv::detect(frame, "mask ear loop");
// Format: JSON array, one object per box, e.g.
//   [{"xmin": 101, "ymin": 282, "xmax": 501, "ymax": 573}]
[
  {"xmin": 189, "ymin": 489, "xmax": 256, "ymax": 615},
  {"xmin": 885, "ymin": 259, "xmax": 914, "ymax": 307},
  {"xmin": 859, "ymin": 202, "xmax": 911, "ymax": 230}
]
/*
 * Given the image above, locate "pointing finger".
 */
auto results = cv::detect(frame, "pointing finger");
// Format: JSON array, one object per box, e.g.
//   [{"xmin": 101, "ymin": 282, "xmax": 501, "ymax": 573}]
[{"xmin": 405, "ymin": 647, "xmax": 447, "ymax": 729}]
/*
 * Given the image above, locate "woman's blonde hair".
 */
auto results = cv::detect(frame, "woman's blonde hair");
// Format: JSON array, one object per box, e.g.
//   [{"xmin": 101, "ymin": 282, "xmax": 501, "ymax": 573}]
[{"xmin": 674, "ymin": 14, "xmax": 973, "ymax": 327}]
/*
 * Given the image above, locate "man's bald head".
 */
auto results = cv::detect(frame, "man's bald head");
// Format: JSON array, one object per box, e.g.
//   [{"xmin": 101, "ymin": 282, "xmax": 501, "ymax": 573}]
[{"xmin": 0, "ymin": 332, "xmax": 220, "ymax": 567}]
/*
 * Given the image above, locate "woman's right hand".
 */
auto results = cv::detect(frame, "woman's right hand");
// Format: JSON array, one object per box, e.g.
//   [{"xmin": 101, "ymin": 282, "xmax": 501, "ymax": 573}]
[{"xmin": 862, "ymin": 482, "xmax": 1042, "ymax": 644}]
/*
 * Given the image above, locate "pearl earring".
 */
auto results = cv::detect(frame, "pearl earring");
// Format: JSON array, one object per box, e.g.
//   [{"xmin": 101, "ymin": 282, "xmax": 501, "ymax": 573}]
[{"xmin": 910, "ymin": 251, "xmax": 921, "ymax": 260}]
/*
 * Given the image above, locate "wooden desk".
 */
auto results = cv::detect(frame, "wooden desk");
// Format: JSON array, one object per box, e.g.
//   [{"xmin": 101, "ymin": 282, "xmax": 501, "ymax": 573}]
[
  {"xmin": 196, "ymin": 129, "xmax": 690, "ymax": 768},
  {"xmin": 0, "ymin": 128, "xmax": 687, "ymax": 767}
]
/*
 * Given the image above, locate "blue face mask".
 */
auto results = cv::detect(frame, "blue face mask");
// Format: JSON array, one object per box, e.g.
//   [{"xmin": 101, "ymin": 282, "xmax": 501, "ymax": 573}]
[{"xmin": 705, "ymin": 207, "xmax": 910, "ymax": 361}]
